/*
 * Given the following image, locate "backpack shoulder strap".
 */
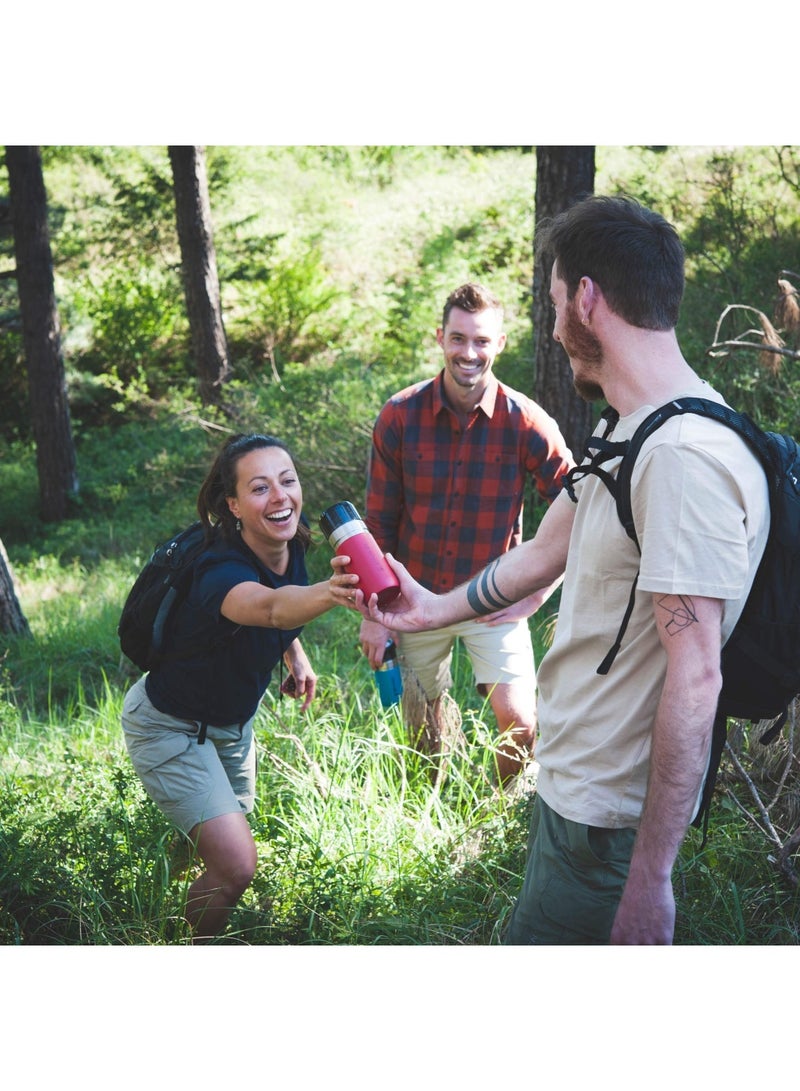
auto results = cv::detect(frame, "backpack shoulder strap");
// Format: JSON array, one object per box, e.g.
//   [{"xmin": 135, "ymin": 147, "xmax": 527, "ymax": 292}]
[
  {"xmin": 563, "ymin": 406, "xmax": 628, "ymax": 503},
  {"xmin": 615, "ymin": 397, "xmax": 774, "ymax": 547},
  {"xmin": 598, "ymin": 397, "xmax": 771, "ymax": 676}
]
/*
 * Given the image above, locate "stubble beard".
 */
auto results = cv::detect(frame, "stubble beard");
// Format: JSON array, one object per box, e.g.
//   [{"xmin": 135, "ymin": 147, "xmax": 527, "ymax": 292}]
[{"xmin": 563, "ymin": 304, "xmax": 605, "ymax": 403}]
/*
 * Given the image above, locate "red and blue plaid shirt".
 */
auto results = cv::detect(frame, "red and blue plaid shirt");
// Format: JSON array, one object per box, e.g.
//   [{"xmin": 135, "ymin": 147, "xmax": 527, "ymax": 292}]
[{"xmin": 365, "ymin": 371, "xmax": 574, "ymax": 593}]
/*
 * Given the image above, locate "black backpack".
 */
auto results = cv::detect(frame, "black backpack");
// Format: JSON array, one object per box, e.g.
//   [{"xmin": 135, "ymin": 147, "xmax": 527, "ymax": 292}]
[
  {"xmin": 118, "ymin": 521, "xmax": 220, "ymax": 673},
  {"xmin": 565, "ymin": 396, "xmax": 800, "ymax": 836}
]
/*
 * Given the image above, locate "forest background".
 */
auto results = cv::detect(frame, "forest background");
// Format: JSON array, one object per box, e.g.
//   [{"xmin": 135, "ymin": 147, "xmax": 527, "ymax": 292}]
[{"xmin": 1, "ymin": 145, "xmax": 800, "ymax": 956}]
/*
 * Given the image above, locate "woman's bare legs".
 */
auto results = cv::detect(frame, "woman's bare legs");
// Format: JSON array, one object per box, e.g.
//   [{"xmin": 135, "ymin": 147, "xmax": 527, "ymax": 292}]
[{"xmin": 184, "ymin": 811, "xmax": 258, "ymax": 942}]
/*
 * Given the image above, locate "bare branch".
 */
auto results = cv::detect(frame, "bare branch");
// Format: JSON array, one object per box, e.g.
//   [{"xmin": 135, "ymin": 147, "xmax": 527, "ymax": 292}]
[
  {"xmin": 777, "ymin": 825, "xmax": 800, "ymax": 887},
  {"xmin": 765, "ymin": 705, "xmax": 796, "ymax": 813},
  {"xmin": 723, "ymin": 740, "xmax": 785, "ymax": 850},
  {"xmin": 706, "ymin": 340, "xmax": 800, "ymax": 362}
]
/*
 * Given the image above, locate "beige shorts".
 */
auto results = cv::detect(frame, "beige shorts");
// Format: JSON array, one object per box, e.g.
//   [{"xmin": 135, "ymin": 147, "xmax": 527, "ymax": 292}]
[
  {"xmin": 122, "ymin": 677, "xmax": 256, "ymax": 835},
  {"xmin": 398, "ymin": 617, "xmax": 536, "ymax": 700}
]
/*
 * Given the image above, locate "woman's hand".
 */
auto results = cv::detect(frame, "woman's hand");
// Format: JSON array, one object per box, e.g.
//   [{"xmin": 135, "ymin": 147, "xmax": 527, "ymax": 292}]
[
  {"xmin": 282, "ymin": 639, "xmax": 318, "ymax": 712},
  {"xmin": 328, "ymin": 554, "xmax": 363, "ymax": 611}
]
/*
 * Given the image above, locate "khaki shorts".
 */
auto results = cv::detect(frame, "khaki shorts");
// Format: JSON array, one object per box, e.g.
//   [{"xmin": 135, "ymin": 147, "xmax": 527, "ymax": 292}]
[
  {"xmin": 398, "ymin": 617, "xmax": 535, "ymax": 700},
  {"xmin": 122, "ymin": 677, "xmax": 256, "ymax": 835},
  {"xmin": 504, "ymin": 795, "xmax": 637, "ymax": 945}
]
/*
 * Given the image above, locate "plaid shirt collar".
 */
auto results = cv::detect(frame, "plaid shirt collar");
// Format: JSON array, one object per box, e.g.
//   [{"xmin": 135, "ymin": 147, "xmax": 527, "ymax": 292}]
[{"xmin": 432, "ymin": 369, "xmax": 500, "ymax": 420}]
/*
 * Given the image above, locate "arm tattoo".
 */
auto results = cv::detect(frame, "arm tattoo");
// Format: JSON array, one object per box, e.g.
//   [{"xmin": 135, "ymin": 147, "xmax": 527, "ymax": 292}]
[
  {"xmin": 466, "ymin": 559, "xmax": 515, "ymax": 616},
  {"xmin": 657, "ymin": 595, "xmax": 699, "ymax": 636}
]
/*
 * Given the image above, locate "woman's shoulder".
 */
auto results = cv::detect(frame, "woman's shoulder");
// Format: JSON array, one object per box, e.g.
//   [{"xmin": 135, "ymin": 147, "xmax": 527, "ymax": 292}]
[
  {"xmin": 200, "ymin": 532, "xmax": 308, "ymax": 586},
  {"xmin": 194, "ymin": 532, "xmax": 259, "ymax": 582}
]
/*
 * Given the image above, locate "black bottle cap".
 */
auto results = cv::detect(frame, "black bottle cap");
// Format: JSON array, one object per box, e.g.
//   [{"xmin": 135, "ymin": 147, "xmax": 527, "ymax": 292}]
[{"xmin": 319, "ymin": 501, "xmax": 361, "ymax": 540}]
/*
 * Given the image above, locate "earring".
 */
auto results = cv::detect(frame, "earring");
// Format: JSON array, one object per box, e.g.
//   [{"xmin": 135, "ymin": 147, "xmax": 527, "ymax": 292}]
[{"xmin": 235, "ymin": 518, "xmax": 242, "ymax": 532}]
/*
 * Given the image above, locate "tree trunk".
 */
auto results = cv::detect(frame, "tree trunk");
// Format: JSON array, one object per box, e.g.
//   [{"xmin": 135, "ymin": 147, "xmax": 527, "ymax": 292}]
[
  {"xmin": 533, "ymin": 146, "xmax": 596, "ymax": 460},
  {"xmin": 5, "ymin": 145, "xmax": 78, "ymax": 522},
  {"xmin": 168, "ymin": 146, "xmax": 230, "ymax": 405},
  {"xmin": 0, "ymin": 537, "xmax": 31, "ymax": 638}
]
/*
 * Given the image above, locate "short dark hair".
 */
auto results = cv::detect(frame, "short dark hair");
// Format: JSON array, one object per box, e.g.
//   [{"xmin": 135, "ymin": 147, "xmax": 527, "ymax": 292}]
[
  {"xmin": 537, "ymin": 195, "xmax": 685, "ymax": 330},
  {"xmin": 441, "ymin": 282, "xmax": 504, "ymax": 329},
  {"xmin": 196, "ymin": 433, "xmax": 311, "ymax": 549}
]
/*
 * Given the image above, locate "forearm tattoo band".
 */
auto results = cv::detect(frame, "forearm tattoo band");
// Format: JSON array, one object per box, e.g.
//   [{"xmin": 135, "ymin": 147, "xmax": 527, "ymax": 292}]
[{"xmin": 466, "ymin": 559, "xmax": 515, "ymax": 617}]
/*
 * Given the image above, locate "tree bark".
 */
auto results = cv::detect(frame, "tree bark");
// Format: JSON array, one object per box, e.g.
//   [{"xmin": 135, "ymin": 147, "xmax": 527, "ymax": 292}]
[
  {"xmin": 533, "ymin": 146, "xmax": 596, "ymax": 460},
  {"xmin": 0, "ymin": 537, "xmax": 31, "ymax": 638},
  {"xmin": 5, "ymin": 145, "xmax": 78, "ymax": 522},
  {"xmin": 168, "ymin": 146, "xmax": 230, "ymax": 405}
]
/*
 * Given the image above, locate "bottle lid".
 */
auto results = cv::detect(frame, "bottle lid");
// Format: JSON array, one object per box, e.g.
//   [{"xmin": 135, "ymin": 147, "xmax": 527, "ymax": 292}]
[{"xmin": 319, "ymin": 501, "xmax": 362, "ymax": 540}]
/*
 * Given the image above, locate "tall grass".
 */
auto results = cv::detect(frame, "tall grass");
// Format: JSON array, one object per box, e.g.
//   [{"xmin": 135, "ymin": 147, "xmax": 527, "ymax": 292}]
[
  {"xmin": 2, "ymin": 561, "xmax": 798, "ymax": 945},
  {"xmin": 0, "ymin": 613, "xmax": 536, "ymax": 945}
]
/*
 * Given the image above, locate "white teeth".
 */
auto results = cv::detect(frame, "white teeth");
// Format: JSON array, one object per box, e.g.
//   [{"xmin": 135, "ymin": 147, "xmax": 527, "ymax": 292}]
[{"xmin": 268, "ymin": 509, "xmax": 292, "ymax": 521}]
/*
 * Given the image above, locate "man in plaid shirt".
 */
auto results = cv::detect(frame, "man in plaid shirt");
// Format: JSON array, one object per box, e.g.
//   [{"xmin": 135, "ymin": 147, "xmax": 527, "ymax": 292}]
[{"xmin": 359, "ymin": 283, "xmax": 573, "ymax": 784}]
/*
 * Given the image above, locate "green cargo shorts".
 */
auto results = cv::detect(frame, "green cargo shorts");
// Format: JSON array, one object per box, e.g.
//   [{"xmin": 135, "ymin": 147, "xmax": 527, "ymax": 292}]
[{"xmin": 504, "ymin": 795, "xmax": 637, "ymax": 945}]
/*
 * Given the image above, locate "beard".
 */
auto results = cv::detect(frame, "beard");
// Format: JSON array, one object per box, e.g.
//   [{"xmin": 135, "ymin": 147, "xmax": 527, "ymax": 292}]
[{"xmin": 561, "ymin": 304, "xmax": 605, "ymax": 402}]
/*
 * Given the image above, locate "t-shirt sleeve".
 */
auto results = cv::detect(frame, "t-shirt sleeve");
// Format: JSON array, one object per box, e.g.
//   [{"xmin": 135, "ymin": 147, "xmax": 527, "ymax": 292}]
[
  {"xmin": 193, "ymin": 554, "xmax": 261, "ymax": 620},
  {"xmin": 633, "ymin": 442, "xmax": 750, "ymax": 600}
]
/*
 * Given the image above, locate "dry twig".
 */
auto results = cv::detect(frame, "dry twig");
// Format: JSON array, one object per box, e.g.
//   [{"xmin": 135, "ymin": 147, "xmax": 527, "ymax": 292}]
[{"xmin": 722, "ymin": 703, "xmax": 800, "ymax": 888}]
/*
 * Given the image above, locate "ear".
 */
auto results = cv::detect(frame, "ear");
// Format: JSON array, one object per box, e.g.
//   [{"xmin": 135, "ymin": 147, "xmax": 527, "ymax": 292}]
[
  {"xmin": 226, "ymin": 497, "xmax": 239, "ymax": 519},
  {"xmin": 496, "ymin": 331, "xmax": 507, "ymax": 354},
  {"xmin": 436, "ymin": 327, "xmax": 445, "ymax": 348},
  {"xmin": 576, "ymin": 276, "xmax": 599, "ymax": 323}
]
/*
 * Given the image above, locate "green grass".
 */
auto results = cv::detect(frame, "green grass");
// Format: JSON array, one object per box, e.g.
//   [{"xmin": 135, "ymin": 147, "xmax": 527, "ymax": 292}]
[
  {"xmin": 2, "ymin": 548, "xmax": 798, "ymax": 945},
  {"xmin": 0, "ymin": 626, "xmax": 536, "ymax": 945}
]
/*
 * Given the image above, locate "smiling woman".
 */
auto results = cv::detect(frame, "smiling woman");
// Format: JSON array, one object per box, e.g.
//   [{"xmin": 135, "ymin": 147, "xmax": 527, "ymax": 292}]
[{"xmin": 120, "ymin": 432, "xmax": 362, "ymax": 942}]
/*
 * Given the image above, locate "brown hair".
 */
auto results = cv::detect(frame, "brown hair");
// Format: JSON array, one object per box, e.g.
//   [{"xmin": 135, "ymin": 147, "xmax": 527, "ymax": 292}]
[
  {"xmin": 441, "ymin": 282, "xmax": 504, "ymax": 329},
  {"xmin": 196, "ymin": 433, "xmax": 312, "ymax": 550},
  {"xmin": 537, "ymin": 194, "xmax": 685, "ymax": 331}
]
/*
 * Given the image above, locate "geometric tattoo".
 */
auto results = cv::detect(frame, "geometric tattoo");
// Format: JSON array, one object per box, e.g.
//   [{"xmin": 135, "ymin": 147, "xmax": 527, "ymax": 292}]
[
  {"xmin": 466, "ymin": 558, "xmax": 515, "ymax": 617},
  {"xmin": 657, "ymin": 594, "xmax": 699, "ymax": 636}
]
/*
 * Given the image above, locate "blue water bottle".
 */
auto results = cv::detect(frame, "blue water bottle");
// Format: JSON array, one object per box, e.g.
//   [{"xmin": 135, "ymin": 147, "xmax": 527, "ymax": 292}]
[{"xmin": 374, "ymin": 639, "xmax": 403, "ymax": 709}]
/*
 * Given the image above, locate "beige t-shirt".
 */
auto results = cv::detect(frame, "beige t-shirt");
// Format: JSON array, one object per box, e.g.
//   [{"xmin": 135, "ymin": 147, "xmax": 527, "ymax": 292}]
[{"xmin": 536, "ymin": 392, "xmax": 770, "ymax": 829}]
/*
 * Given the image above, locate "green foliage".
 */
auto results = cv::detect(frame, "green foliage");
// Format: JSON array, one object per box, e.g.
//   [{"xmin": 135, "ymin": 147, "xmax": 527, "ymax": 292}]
[
  {"xmin": 221, "ymin": 358, "xmax": 398, "ymax": 521},
  {"xmin": 0, "ymin": 327, "xmax": 29, "ymax": 443},
  {"xmin": 5, "ymin": 144, "xmax": 798, "ymax": 446},
  {"xmin": 601, "ymin": 146, "xmax": 800, "ymax": 426},
  {"xmin": 76, "ymin": 266, "xmax": 188, "ymax": 372},
  {"xmin": 3, "ymin": 145, "xmax": 800, "ymax": 945},
  {"xmin": 225, "ymin": 247, "xmax": 345, "ymax": 372},
  {"xmin": 675, "ymin": 814, "xmax": 800, "ymax": 944},
  {"xmin": 379, "ymin": 197, "xmax": 534, "ymax": 380},
  {"xmin": 0, "ymin": 718, "xmax": 184, "ymax": 944}
]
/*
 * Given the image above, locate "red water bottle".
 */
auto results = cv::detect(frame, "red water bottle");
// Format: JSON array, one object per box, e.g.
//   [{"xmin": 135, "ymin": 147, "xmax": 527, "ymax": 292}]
[{"xmin": 319, "ymin": 501, "xmax": 400, "ymax": 607}]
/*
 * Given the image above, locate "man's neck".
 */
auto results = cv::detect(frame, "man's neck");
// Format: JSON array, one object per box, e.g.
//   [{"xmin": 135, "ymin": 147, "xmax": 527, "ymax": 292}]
[
  {"xmin": 600, "ymin": 328, "xmax": 701, "ymax": 417},
  {"xmin": 441, "ymin": 370, "xmax": 492, "ymax": 421}
]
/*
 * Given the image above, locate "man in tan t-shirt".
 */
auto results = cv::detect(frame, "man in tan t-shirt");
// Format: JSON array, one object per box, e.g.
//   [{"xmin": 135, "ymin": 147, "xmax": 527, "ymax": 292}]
[{"xmin": 362, "ymin": 195, "xmax": 770, "ymax": 945}]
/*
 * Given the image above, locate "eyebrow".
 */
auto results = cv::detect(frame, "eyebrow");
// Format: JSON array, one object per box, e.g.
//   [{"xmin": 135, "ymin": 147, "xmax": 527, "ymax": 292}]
[{"xmin": 246, "ymin": 470, "xmax": 294, "ymax": 485}]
